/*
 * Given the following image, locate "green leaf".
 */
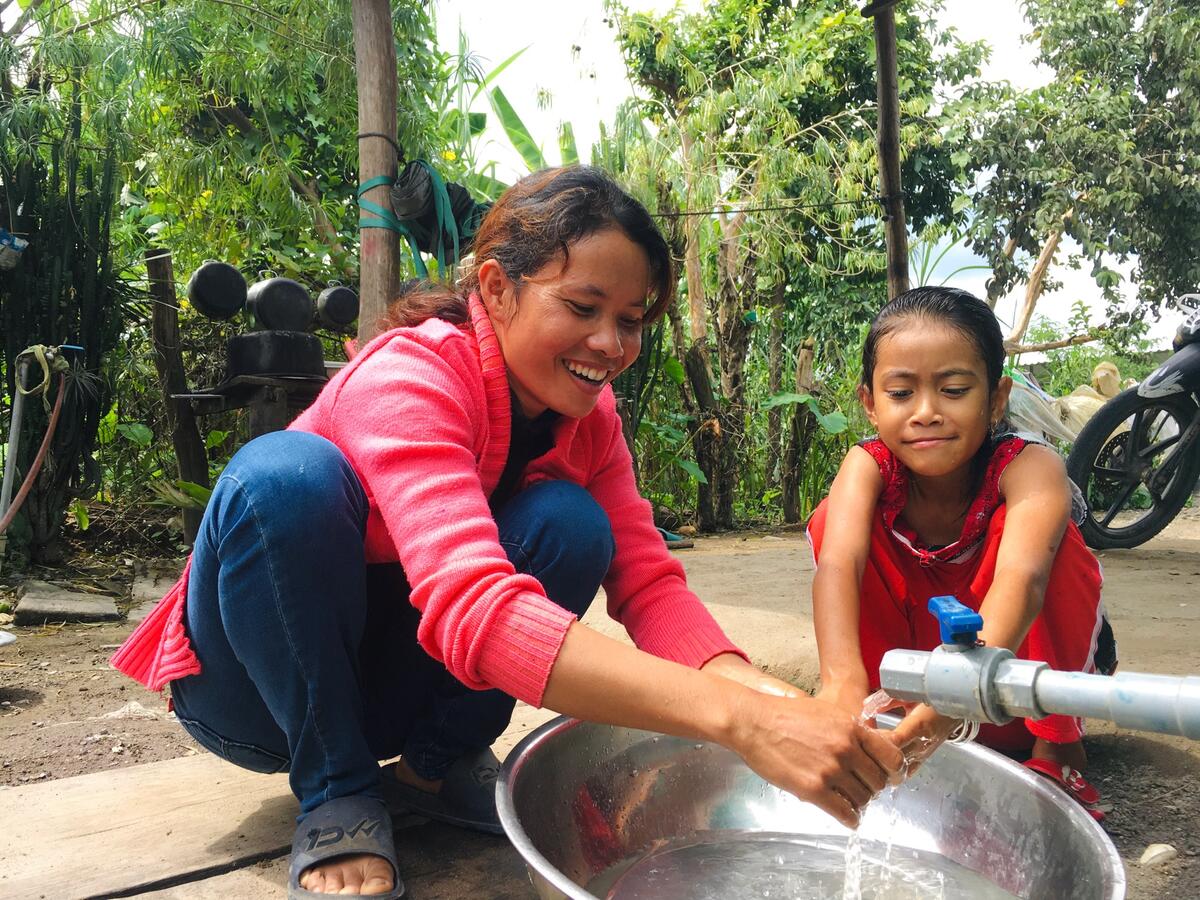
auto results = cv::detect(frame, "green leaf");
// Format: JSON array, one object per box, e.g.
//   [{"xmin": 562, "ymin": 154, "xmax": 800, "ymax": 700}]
[
  {"xmin": 116, "ymin": 422, "xmax": 153, "ymax": 446},
  {"xmin": 814, "ymin": 410, "xmax": 849, "ymax": 434},
  {"xmin": 488, "ymin": 87, "xmax": 547, "ymax": 172},
  {"xmin": 175, "ymin": 480, "xmax": 213, "ymax": 504},
  {"xmin": 559, "ymin": 122, "xmax": 579, "ymax": 165},
  {"xmin": 663, "ymin": 356, "xmax": 686, "ymax": 385},
  {"xmin": 204, "ymin": 429, "xmax": 229, "ymax": 450},
  {"xmin": 675, "ymin": 458, "xmax": 709, "ymax": 484},
  {"xmin": 70, "ymin": 499, "xmax": 90, "ymax": 531},
  {"xmin": 149, "ymin": 479, "xmax": 211, "ymax": 511},
  {"xmin": 471, "ymin": 46, "xmax": 530, "ymax": 104},
  {"xmin": 761, "ymin": 391, "xmax": 814, "ymax": 411}
]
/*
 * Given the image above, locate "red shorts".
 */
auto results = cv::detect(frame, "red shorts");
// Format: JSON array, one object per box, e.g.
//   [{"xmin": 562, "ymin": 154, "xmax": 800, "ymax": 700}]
[{"xmin": 807, "ymin": 500, "xmax": 1105, "ymax": 750}]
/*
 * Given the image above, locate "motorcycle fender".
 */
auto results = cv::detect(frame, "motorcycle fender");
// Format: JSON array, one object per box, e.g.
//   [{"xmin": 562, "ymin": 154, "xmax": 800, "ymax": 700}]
[{"xmin": 1139, "ymin": 342, "xmax": 1200, "ymax": 399}]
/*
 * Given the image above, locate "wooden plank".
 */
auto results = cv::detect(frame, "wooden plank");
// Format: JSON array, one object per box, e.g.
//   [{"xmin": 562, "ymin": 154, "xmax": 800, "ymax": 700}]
[
  {"xmin": 0, "ymin": 753, "xmax": 296, "ymax": 899},
  {"xmin": 0, "ymin": 704, "xmax": 558, "ymax": 900}
]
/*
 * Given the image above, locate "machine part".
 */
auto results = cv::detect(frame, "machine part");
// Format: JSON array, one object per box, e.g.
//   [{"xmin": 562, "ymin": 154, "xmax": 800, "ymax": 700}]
[
  {"xmin": 1066, "ymin": 386, "xmax": 1200, "ymax": 549},
  {"xmin": 245, "ymin": 277, "xmax": 314, "ymax": 332},
  {"xmin": 225, "ymin": 331, "xmax": 326, "ymax": 380},
  {"xmin": 0, "ymin": 357, "xmax": 29, "ymax": 524},
  {"xmin": 316, "ymin": 286, "xmax": 359, "ymax": 331},
  {"xmin": 880, "ymin": 596, "xmax": 1200, "ymax": 740},
  {"xmin": 186, "ymin": 261, "xmax": 247, "ymax": 320}
]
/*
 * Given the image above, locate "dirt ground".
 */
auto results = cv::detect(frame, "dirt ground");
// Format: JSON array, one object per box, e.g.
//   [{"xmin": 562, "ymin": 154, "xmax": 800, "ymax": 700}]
[{"xmin": 2, "ymin": 512, "xmax": 1199, "ymax": 899}]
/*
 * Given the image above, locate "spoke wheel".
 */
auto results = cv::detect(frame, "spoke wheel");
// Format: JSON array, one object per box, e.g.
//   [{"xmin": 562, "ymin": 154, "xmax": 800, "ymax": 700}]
[{"xmin": 1067, "ymin": 387, "xmax": 1200, "ymax": 549}]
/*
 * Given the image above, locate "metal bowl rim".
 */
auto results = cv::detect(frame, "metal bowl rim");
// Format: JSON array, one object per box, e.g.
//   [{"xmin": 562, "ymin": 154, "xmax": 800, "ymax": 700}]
[{"xmin": 498, "ymin": 715, "xmax": 1126, "ymax": 900}]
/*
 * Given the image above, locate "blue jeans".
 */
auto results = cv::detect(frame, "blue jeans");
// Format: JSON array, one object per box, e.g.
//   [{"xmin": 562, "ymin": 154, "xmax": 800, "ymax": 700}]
[{"xmin": 170, "ymin": 431, "xmax": 612, "ymax": 815}]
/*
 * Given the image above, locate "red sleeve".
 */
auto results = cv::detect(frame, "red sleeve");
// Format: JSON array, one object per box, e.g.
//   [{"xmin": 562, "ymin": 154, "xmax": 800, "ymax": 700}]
[{"xmin": 326, "ymin": 331, "xmax": 575, "ymax": 706}]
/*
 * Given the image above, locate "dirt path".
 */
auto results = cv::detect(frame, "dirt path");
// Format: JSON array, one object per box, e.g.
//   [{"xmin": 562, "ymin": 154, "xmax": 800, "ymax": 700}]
[{"xmin": 2, "ymin": 514, "xmax": 1198, "ymax": 897}]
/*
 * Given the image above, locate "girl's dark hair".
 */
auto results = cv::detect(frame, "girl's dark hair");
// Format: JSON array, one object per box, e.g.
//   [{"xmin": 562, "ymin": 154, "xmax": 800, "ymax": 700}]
[
  {"xmin": 860, "ymin": 286, "xmax": 1006, "ymax": 390},
  {"xmin": 382, "ymin": 165, "xmax": 675, "ymax": 331}
]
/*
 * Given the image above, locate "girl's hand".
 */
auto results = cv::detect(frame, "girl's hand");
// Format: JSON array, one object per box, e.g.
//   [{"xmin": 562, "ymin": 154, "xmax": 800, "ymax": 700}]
[
  {"xmin": 884, "ymin": 703, "xmax": 961, "ymax": 776},
  {"xmin": 701, "ymin": 653, "xmax": 802, "ymax": 698},
  {"xmin": 814, "ymin": 678, "xmax": 872, "ymax": 720},
  {"xmin": 728, "ymin": 691, "xmax": 905, "ymax": 829}
]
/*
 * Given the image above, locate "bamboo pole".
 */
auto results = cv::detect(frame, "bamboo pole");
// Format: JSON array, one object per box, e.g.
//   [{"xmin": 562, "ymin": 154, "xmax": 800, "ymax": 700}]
[{"xmin": 863, "ymin": 0, "xmax": 909, "ymax": 299}]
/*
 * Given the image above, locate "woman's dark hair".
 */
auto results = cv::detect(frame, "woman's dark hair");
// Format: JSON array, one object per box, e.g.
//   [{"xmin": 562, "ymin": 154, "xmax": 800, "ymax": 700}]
[
  {"xmin": 860, "ymin": 286, "xmax": 1006, "ymax": 391},
  {"xmin": 382, "ymin": 165, "xmax": 675, "ymax": 331}
]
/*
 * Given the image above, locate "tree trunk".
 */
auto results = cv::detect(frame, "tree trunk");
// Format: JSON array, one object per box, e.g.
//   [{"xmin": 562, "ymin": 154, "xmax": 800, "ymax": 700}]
[
  {"xmin": 679, "ymin": 129, "xmax": 708, "ymax": 342},
  {"xmin": 766, "ymin": 281, "xmax": 786, "ymax": 490},
  {"xmin": 867, "ymin": 5, "xmax": 909, "ymax": 299},
  {"xmin": 353, "ymin": 0, "xmax": 400, "ymax": 343},
  {"xmin": 782, "ymin": 338, "xmax": 817, "ymax": 524},
  {"xmin": 684, "ymin": 343, "xmax": 718, "ymax": 532},
  {"xmin": 147, "ymin": 249, "xmax": 209, "ymax": 545},
  {"xmin": 1005, "ymin": 225, "xmax": 1064, "ymax": 347}
]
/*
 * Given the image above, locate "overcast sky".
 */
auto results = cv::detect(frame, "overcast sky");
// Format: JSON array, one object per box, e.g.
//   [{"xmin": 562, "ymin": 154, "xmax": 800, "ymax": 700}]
[{"xmin": 433, "ymin": 0, "xmax": 1173, "ymax": 351}]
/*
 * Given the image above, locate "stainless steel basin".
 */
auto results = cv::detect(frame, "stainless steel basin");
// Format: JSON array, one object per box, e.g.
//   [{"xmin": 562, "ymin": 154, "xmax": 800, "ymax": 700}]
[{"xmin": 497, "ymin": 716, "xmax": 1124, "ymax": 899}]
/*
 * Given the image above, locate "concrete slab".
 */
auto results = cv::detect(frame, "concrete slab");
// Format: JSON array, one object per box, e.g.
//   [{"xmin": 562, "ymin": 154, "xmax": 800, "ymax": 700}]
[
  {"xmin": 127, "ymin": 567, "xmax": 184, "ymax": 623},
  {"xmin": 131, "ymin": 570, "xmax": 182, "ymax": 606},
  {"xmin": 13, "ymin": 580, "xmax": 120, "ymax": 625}
]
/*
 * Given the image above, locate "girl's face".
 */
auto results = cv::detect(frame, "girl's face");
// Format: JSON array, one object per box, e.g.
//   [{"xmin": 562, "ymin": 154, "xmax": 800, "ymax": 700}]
[
  {"xmin": 479, "ymin": 228, "xmax": 650, "ymax": 419},
  {"xmin": 860, "ymin": 319, "xmax": 1011, "ymax": 480}
]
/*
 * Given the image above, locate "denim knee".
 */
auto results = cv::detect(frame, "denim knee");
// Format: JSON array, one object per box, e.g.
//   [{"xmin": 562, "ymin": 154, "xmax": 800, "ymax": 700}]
[
  {"xmin": 497, "ymin": 480, "xmax": 614, "ymax": 616},
  {"xmin": 208, "ymin": 431, "xmax": 368, "ymax": 536}
]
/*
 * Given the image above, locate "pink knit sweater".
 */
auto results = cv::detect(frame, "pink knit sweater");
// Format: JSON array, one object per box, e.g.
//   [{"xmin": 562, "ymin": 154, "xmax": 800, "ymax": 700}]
[{"xmin": 112, "ymin": 296, "xmax": 743, "ymax": 706}]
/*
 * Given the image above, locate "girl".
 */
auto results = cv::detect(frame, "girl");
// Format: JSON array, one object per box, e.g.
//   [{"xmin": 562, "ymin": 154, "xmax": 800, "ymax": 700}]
[
  {"xmin": 113, "ymin": 167, "xmax": 902, "ymax": 899},
  {"xmin": 808, "ymin": 286, "xmax": 1112, "ymax": 822}
]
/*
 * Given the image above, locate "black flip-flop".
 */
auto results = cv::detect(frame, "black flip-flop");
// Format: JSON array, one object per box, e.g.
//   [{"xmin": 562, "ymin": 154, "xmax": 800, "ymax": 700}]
[
  {"xmin": 382, "ymin": 748, "xmax": 504, "ymax": 835},
  {"xmin": 289, "ymin": 795, "xmax": 405, "ymax": 899}
]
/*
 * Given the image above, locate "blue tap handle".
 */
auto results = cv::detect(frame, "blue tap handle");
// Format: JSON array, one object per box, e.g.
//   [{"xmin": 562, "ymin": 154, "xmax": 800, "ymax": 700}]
[{"xmin": 928, "ymin": 595, "xmax": 983, "ymax": 646}]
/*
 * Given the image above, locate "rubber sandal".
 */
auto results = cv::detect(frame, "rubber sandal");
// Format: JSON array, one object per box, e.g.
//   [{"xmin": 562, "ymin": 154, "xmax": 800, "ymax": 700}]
[
  {"xmin": 1023, "ymin": 758, "xmax": 1106, "ymax": 822},
  {"xmin": 657, "ymin": 526, "xmax": 694, "ymax": 550},
  {"xmin": 288, "ymin": 795, "xmax": 404, "ymax": 899},
  {"xmin": 382, "ymin": 748, "xmax": 504, "ymax": 835}
]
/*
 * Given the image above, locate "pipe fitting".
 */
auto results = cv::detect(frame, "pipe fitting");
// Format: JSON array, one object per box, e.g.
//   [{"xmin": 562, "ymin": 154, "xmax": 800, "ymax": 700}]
[{"xmin": 991, "ymin": 658, "xmax": 1048, "ymax": 720}]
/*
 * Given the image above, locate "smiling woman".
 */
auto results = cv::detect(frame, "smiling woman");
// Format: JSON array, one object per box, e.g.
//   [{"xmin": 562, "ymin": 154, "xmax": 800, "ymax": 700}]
[{"xmin": 112, "ymin": 166, "xmax": 903, "ymax": 899}]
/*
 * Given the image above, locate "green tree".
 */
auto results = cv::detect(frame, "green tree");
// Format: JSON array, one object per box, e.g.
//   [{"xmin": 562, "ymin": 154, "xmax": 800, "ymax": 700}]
[
  {"xmin": 949, "ymin": 0, "xmax": 1200, "ymax": 350},
  {"xmin": 609, "ymin": 0, "xmax": 979, "ymax": 528}
]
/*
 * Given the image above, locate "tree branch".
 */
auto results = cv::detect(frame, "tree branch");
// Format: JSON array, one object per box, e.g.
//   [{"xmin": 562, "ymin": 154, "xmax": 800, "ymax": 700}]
[{"xmin": 1006, "ymin": 331, "xmax": 1098, "ymax": 355}]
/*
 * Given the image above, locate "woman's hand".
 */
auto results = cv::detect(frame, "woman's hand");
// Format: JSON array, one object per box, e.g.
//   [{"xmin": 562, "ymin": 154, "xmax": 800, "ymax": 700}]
[
  {"xmin": 814, "ymin": 677, "xmax": 872, "ymax": 720},
  {"xmin": 729, "ymin": 691, "xmax": 905, "ymax": 829},
  {"xmin": 883, "ymin": 703, "xmax": 961, "ymax": 775},
  {"xmin": 701, "ymin": 653, "xmax": 802, "ymax": 698}
]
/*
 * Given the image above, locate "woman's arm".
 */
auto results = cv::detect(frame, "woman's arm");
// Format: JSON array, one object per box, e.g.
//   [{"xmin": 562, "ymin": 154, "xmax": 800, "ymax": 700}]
[
  {"xmin": 811, "ymin": 447, "xmax": 885, "ymax": 714},
  {"xmin": 977, "ymin": 443, "xmax": 1072, "ymax": 651},
  {"xmin": 542, "ymin": 621, "xmax": 904, "ymax": 828}
]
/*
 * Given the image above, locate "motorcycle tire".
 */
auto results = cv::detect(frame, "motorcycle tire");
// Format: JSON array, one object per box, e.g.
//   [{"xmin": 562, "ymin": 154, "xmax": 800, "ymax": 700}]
[{"xmin": 1066, "ymin": 386, "xmax": 1200, "ymax": 549}]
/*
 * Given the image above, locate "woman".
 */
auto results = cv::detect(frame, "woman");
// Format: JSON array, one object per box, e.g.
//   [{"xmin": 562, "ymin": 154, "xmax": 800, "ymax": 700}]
[{"xmin": 113, "ymin": 166, "xmax": 901, "ymax": 899}]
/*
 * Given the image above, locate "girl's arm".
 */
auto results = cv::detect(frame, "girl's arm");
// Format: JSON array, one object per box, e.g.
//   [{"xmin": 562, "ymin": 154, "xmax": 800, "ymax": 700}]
[
  {"xmin": 977, "ymin": 443, "xmax": 1072, "ymax": 651},
  {"xmin": 542, "ymin": 621, "xmax": 904, "ymax": 829},
  {"xmin": 812, "ymin": 446, "xmax": 885, "ymax": 714}
]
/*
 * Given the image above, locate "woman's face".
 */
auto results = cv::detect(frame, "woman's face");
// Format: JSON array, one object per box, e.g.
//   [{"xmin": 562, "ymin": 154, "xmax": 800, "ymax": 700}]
[{"xmin": 480, "ymin": 228, "xmax": 651, "ymax": 419}]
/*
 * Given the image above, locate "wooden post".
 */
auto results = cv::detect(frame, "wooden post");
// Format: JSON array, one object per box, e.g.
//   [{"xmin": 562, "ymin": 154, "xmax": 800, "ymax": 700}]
[
  {"xmin": 863, "ymin": 0, "xmax": 909, "ymax": 299},
  {"xmin": 147, "ymin": 250, "xmax": 209, "ymax": 545},
  {"xmin": 352, "ymin": 0, "xmax": 400, "ymax": 343}
]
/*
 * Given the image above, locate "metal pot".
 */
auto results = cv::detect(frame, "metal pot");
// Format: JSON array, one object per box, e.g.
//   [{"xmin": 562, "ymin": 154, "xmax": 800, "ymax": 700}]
[{"xmin": 498, "ymin": 716, "xmax": 1124, "ymax": 899}]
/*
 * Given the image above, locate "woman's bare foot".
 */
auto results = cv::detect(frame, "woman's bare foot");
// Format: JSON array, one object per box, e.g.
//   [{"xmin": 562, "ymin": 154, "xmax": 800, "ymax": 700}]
[
  {"xmin": 299, "ymin": 853, "xmax": 394, "ymax": 895},
  {"xmin": 1032, "ymin": 737, "xmax": 1088, "ymax": 773}
]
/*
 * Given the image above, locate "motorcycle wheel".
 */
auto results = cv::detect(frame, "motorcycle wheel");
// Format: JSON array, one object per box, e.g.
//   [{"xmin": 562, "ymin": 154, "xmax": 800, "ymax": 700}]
[{"xmin": 1067, "ymin": 386, "xmax": 1200, "ymax": 549}]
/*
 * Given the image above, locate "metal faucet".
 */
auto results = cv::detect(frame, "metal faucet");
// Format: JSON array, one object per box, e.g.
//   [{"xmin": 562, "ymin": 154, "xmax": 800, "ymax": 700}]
[{"xmin": 879, "ymin": 596, "xmax": 1200, "ymax": 740}]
